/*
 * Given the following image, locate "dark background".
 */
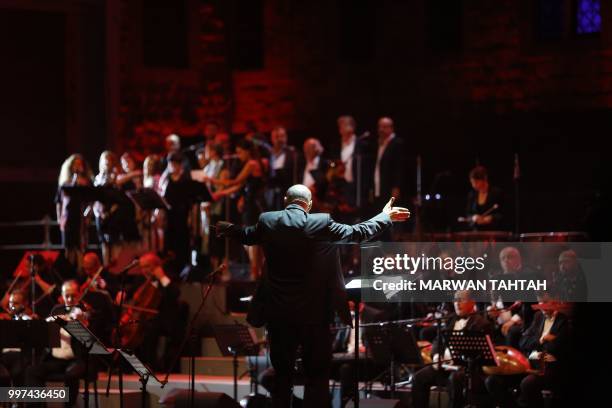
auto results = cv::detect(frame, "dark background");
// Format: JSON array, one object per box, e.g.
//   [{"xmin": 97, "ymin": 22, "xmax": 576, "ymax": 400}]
[
  {"xmin": 0, "ymin": 1, "xmax": 609, "ymax": 402},
  {"xmin": 1, "ymin": 0, "xmax": 609, "ymax": 231}
]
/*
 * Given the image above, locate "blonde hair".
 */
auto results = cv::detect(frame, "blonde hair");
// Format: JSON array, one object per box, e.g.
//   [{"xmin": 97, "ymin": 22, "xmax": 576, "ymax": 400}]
[
  {"xmin": 58, "ymin": 154, "xmax": 92, "ymax": 186},
  {"xmin": 98, "ymin": 150, "xmax": 119, "ymax": 174}
]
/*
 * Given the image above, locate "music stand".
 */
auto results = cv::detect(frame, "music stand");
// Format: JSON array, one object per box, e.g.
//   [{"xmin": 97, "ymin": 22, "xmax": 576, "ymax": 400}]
[
  {"xmin": 53, "ymin": 318, "xmax": 114, "ymax": 407},
  {"xmin": 0, "ymin": 320, "xmax": 60, "ymax": 349},
  {"xmin": 126, "ymin": 188, "xmax": 170, "ymax": 211},
  {"xmin": 127, "ymin": 188, "xmax": 171, "ymax": 250},
  {"xmin": 187, "ymin": 179, "xmax": 213, "ymax": 203},
  {"xmin": 213, "ymin": 324, "xmax": 259, "ymax": 400},
  {"xmin": 118, "ymin": 349, "xmax": 162, "ymax": 408},
  {"xmin": 61, "ymin": 185, "xmax": 106, "ymax": 202},
  {"xmin": 363, "ymin": 324, "xmax": 423, "ymax": 397},
  {"xmin": 445, "ymin": 330, "xmax": 498, "ymax": 408}
]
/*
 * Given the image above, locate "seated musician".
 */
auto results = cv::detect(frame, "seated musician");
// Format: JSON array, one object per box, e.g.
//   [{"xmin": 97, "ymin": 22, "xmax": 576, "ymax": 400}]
[
  {"xmin": 25, "ymin": 280, "xmax": 89, "ymax": 407},
  {"xmin": 1, "ymin": 253, "xmax": 59, "ymax": 319},
  {"xmin": 553, "ymin": 249, "xmax": 588, "ymax": 303},
  {"xmin": 488, "ymin": 247, "xmax": 540, "ymax": 348},
  {"xmin": 119, "ymin": 252, "xmax": 183, "ymax": 371},
  {"xmin": 80, "ymin": 252, "xmax": 118, "ymax": 297},
  {"xmin": 79, "ymin": 252, "xmax": 116, "ymax": 344},
  {"xmin": 464, "ymin": 166, "xmax": 504, "ymax": 230},
  {"xmin": 331, "ymin": 301, "xmax": 385, "ymax": 407},
  {"xmin": 0, "ymin": 290, "xmax": 34, "ymax": 387},
  {"xmin": 412, "ymin": 290, "xmax": 493, "ymax": 408},
  {"xmin": 486, "ymin": 291, "xmax": 570, "ymax": 408}
]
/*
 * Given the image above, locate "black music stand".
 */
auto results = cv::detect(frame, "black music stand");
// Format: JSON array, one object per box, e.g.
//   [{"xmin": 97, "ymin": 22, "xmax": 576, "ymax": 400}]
[
  {"xmin": 53, "ymin": 318, "xmax": 113, "ymax": 407},
  {"xmin": 127, "ymin": 188, "xmax": 170, "ymax": 210},
  {"xmin": 363, "ymin": 324, "xmax": 423, "ymax": 397},
  {"xmin": 118, "ymin": 349, "xmax": 162, "ymax": 408},
  {"xmin": 213, "ymin": 324, "xmax": 259, "ymax": 400},
  {"xmin": 61, "ymin": 185, "xmax": 105, "ymax": 202},
  {"xmin": 187, "ymin": 179, "xmax": 213, "ymax": 203},
  {"xmin": 445, "ymin": 330, "xmax": 498, "ymax": 408},
  {"xmin": 0, "ymin": 320, "xmax": 60, "ymax": 349},
  {"xmin": 127, "ymin": 188, "xmax": 171, "ymax": 249}
]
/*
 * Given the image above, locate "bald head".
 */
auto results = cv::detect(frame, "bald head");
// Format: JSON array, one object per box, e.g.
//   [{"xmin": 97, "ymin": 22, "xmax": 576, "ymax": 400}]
[
  {"xmin": 499, "ymin": 246, "xmax": 522, "ymax": 274},
  {"xmin": 284, "ymin": 184, "xmax": 312, "ymax": 212}
]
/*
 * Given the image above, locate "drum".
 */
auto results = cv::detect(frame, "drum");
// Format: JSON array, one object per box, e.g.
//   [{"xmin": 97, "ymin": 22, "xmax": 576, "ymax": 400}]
[
  {"xmin": 418, "ymin": 340, "xmax": 432, "ymax": 365},
  {"xmin": 452, "ymin": 231, "xmax": 514, "ymax": 242},
  {"xmin": 519, "ymin": 231, "xmax": 588, "ymax": 242}
]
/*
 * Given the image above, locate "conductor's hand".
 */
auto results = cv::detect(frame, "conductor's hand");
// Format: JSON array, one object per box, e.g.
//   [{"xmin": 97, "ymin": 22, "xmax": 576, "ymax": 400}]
[
  {"xmin": 214, "ymin": 221, "xmax": 234, "ymax": 237},
  {"xmin": 383, "ymin": 197, "xmax": 411, "ymax": 222}
]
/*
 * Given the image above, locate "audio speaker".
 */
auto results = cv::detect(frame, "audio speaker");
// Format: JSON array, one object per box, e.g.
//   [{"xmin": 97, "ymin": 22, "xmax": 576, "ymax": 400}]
[
  {"xmin": 160, "ymin": 390, "xmax": 241, "ymax": 408},
  {"xmin": 346, "ymin": 399, "xmax": 406, "ymax": 408}
]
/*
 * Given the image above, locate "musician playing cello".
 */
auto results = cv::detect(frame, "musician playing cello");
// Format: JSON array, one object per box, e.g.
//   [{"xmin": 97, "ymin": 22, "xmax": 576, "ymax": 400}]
[{"xmin": 117, "ymin": 253, "xmax": 184, "ymax": 372}]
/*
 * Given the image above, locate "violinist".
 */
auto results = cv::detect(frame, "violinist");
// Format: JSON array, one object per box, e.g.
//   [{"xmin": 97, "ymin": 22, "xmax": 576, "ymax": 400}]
[
  {"xmin": 25, "ymin": 280, "xmax": 89, "ymax": 407},
  {"xmin": 80, "ymin": 252, "xmax": 117, "ymax": 298},
  {"xmin": 118, "ymin": 253, "xmax": 183, "ymax": 371},
  {"xmin": 1, "ymin": 253, "xmax": 58, "ymax": 319},
  {"xmin": 79, "ymin": 252, "xmax": 116, "ymax": 344},
  {"xmin": 0, "ymin": 290, "xmax": 34, "ymax": 387}
]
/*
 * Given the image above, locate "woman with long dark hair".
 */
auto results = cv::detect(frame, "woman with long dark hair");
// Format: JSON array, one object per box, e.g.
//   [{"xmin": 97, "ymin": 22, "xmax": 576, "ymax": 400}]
[{"xmin": 206, "ymin": 139, "xmax": 267, "ymax": 279}]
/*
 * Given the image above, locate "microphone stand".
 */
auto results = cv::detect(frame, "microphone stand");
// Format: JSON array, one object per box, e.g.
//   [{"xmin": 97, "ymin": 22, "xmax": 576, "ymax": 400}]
[
  {"xmin": 415, "ymin": 155, "xmax": 423, "ymax": 239},
  {"xmin": 514, "ymin": 153, "xmax": 520, "ymax": 236},
  {"xmin": 160, "ymin": 263, "xmax": 226, "ymax": 408},
  {"xmin": 29, "ymin": 254, "xmax": 37, "ymax": 363},
  {"xmin": 105, "ymin": 258, "xmax": 140, "ymax": 408}
]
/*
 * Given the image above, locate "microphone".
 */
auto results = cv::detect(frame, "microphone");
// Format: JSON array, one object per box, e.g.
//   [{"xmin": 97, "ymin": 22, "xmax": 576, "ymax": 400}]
[
  {"xmin": 251, "ymin": 138, "xmax": 272, "ymax": 152},
  {"xmin": 357, "ymin": 131, "xmax": 371, "ymax": 140},
  {"xmin": 182, "ymin": 141, "xmax": 205, "ymax": 152}
]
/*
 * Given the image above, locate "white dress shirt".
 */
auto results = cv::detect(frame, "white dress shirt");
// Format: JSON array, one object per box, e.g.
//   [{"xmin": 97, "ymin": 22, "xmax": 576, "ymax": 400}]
[
  {"xmin": 341, "ymin": 135, "xmax": 356, "ymax": 183},
  {"xmin": 271, "ymin": 150, "xmax": 286, "ymax": 170},
  {"xmin": 374, "ymin": 133, "xmax": 395, "ymax": 197},
  {"xmin": 302, "ymin": 156, "xmax": 320, "ymax": 188}
]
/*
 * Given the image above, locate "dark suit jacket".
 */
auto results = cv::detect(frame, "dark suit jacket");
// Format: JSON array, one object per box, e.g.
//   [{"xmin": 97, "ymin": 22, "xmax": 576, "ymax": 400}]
[
  {"xmin": 465, "ymin": 186, "xmax": 504, "ymax": 230},
  {"xmin": 296, "ymin": 155, "xmax": 330, "ymax": 197},
  {"xmin": 269, "ymin": 146, "xmax": 298, "ymax": 191},
  {"xmin": 370, "ymin": 136, "xmax": 405, "ymax": 200},
  {"xmin": 229, "ymin": 204, "xmax": 392, "ymax": 326},
  {"xmin": 330, "ymin": 136, "xmax": 374, "ymax": 206},
  {"xmin": 519, "ymin": 311, "xmax": 570, "ymax": 362},
  {"xmin": 432, "ymin": 313, "xmax": 493, "ymax": 356}
]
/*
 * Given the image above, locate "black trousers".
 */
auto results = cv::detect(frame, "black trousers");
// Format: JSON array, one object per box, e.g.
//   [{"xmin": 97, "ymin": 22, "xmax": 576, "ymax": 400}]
[
  {"xmin": 25, "ymin": 355, "xmax": 85, "ymax": 407},
  {"xmin": 267, "ymin": 323, "xmax": 332, "ymax": 408},
  {"xmin": 0, "ymin": 351, "xmax": 26, "ymax": 386},
  {"xmin": 412, "ymin": 365, "xmax": 487, "ymax": 408}
]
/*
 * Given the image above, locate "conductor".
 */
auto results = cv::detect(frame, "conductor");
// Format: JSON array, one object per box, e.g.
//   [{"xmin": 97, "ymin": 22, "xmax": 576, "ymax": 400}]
[{"xmin": 216, "ymin": 184, "xmax": 410, "ymax": 407}]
